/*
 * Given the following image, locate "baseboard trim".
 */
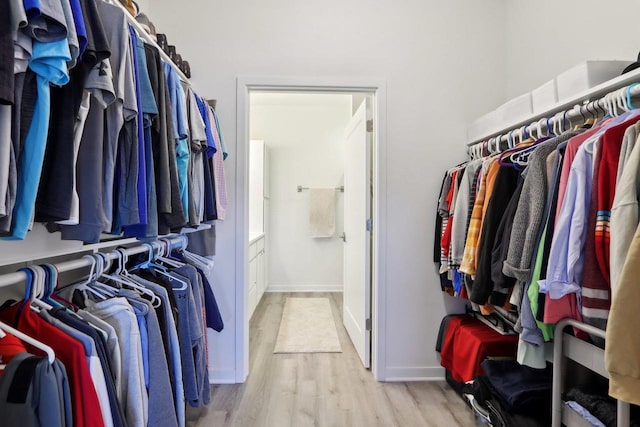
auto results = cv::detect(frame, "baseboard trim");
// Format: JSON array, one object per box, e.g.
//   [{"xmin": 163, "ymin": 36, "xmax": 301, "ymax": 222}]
[
  {"xmin": 266, "ymin": 283, "xmax": 343, "ymax": 293},
  {"xmin": 209, "ymin": 369, "xmax": 238, "ymax": 384},
  {"xmin": 382, "ymin": 366, "xmax": 446, "ymax": 382}
]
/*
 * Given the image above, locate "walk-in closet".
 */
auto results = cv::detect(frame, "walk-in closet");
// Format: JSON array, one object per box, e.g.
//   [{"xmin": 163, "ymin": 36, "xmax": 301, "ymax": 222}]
[{"xmin": 3, "ymin": 0, "xmax": 640, "ymax": 426}]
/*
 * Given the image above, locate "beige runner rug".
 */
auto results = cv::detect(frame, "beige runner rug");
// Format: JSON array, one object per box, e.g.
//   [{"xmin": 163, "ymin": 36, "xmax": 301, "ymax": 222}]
[{"xmin": 274, "ymin": 297, "xmax": 342, "ymax": 353}]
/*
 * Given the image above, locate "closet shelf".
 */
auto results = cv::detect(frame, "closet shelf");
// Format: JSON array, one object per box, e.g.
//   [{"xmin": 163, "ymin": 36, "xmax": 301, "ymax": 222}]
[{"xmin": 467, "ymin": 66, "xmax": 640, "ymax": 146}]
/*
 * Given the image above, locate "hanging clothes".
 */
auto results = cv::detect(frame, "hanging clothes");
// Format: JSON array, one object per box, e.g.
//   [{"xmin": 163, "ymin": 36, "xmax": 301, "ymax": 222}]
[{"xmin": 0, "ymin": 0, "xmax": 229, "ymax": 246}]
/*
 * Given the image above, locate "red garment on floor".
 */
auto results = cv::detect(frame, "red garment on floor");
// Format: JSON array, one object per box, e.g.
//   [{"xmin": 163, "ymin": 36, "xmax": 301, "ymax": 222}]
[{"xmin": 440, "ymin": 316, "xmax": 518, "ymax": 382}]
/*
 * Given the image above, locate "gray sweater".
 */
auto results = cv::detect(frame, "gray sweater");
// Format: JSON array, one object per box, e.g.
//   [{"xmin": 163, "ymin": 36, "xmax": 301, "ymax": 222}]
[{"xmin": 502, "ymin": 131, "xmax": 580, "ymax": 282}]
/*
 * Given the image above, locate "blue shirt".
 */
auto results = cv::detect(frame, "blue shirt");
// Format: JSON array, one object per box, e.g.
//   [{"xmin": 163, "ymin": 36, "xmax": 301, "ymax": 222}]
[
  {"xmin": 163, "ymin": 63, "xmax": 188, "ymax": 140},
  {"xmin": 123, "ymin": 26, "xmax": 147, "ymax": 236},
  {"xmin": 6, "ymin": 38, "xmax": 70, "ymax": 240},
  {"xmin": 196, "ymin": 96, "xmax": 216, "ymax": 157},
  {"xmin": 539, "ymin": 140, "xmax": 595, "ymax": 299},
  {"xmin": 68, "ymin": 0, "xmax": 87, "ymax": 55}
]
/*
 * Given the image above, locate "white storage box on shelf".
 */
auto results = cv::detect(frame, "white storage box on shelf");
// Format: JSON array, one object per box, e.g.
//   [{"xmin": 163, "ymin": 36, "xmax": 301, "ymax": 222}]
[
  {"xmin": 495, "ymin": 92, "xmax": 533, "ymax": 125},
  {"xmin": 556, "ymin": 60, "xmax": 632, "ymax": 102},
  {"xmin": 532, "ymin": 79, "xmax": 558, "ymax": 114},
  {"xmin": 467, "ymin": 110, "xmax": 499, "ymax": 143}
]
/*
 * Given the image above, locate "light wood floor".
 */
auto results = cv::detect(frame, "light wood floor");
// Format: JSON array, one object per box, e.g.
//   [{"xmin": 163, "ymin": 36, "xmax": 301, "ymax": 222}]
[{"xmin": 191, "ymin": 292, "xmax": 477, "ymax": 427}]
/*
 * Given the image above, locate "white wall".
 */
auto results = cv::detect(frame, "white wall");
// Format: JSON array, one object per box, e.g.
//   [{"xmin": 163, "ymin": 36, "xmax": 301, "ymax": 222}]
[
  {"xmin": 505, "ymin": 0, "xmax": 640, "ymax": 99},
  {"xmin": 250, "ymin": 93, "xmax": 351, "ymax": 292},
  {"xmin": 147, "ymin": 0, "xmax": 507, "ymax": 382},
  {"xmin": 135, "ymin": 0, "xmax": 152, "ymax": 14}
]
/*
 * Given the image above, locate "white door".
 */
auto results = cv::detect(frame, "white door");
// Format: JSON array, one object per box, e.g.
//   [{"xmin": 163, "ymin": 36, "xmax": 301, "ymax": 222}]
[{"xmin": 343, "ymin": 98, "xmax": 372, "ymax": 368}]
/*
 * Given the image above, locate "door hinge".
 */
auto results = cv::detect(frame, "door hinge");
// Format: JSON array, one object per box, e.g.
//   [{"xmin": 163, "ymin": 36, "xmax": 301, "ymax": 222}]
[
  {"xmin": 366, "ymin": 119, "xmax": 373, "ymax": 133},
  {"xmin": 365, "ymin": 318, "xmax": 372, "ymax": 331},
  {"xmin": 366, "ymin": 218, "xmax": 372, "ymax": 232}
]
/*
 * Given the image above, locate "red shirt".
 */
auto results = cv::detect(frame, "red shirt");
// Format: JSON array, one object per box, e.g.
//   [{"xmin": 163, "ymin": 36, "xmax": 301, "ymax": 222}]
[
  {"xmin": 595, "ymin": 119, "xmax": 640, "ymax": 286},
  {"xmin": 0, "ymin": 332, "xmax": 27, "ymax": 378},
  {"xmin": 441, "ymin": 170, "xmax": 458, "ymax": 258},
  {"xmin": 440, "ymin": 316, "xmax": 517, "ymax": 382},
  {"xmin": 0, "ymin": 305, "xmax": 105, "ymax": 427}
]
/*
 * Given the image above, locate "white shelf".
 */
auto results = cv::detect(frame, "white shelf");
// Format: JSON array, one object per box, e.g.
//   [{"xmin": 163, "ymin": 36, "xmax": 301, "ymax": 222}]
[
  {"xmin": 467, "ymin": 66, "xmax": 640, "ymax": 146},
  {"xmin": 563, "ymin": 333, "xmax": 608, "ymax": 379}
]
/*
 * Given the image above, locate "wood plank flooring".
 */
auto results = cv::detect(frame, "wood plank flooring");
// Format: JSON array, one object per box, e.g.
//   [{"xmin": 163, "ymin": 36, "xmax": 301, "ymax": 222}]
[{"xmin": 191, "ymin": 292, "xmax": 477, "ymax": 427}]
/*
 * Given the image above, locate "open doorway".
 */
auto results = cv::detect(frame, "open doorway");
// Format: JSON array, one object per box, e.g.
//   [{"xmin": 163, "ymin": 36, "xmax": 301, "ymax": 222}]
[
  {"xmin": 235, "ymin": 77, "xmax": 387, "ymax": 383},
  {"xmin": 247, "ymin": 90, "xmax": 373, "ymax": 369}
]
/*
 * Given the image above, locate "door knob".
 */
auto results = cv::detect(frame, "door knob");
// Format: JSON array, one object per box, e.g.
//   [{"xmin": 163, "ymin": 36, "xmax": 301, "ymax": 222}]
[{"xmin": 340, "ymin": 232, "xmax": 346, "ymax": 242}]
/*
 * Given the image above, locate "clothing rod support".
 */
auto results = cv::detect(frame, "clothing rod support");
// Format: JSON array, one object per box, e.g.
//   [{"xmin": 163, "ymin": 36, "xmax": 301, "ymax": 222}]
[
  {"xmin": 468, "ymin": 82, "xmax": 640, "ymax": 151},
  {"xmin": 0, "ymin": 236, "xmax": 186, "ymax": 289},
  {"xmin": 297, "ymin": 186, "xmax": 344, "ymax": 192}
]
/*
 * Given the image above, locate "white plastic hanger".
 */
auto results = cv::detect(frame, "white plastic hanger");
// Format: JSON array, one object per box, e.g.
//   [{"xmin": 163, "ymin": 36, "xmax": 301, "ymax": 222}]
[
  {"xmin": 536, "ymin": 118, "xmax": 544, "ymax": 139},
  {"xmin": 618, "ymin": 88, "xmax": 630, "ymax": 112},
  {"xmin": 29, "ymin": 266, "xmax": 53, "ymax": 312},
  {"xmin": 108, "ymin": 249, "xmax": 163, "ymax": 307},
  {"xmin": 87, "ymin": 254, "xmax": 116, "ymax": 300},
  {"xmin": 0, "ymin": 321, "xmax": 55, "ymax": 364},
  {"xmin": 182, "ymin": 249, "xmax": 213, "ymax": 269},
  {"xmin": 157, "ymin": 239, "xmax": 184, "ymax": 268}
]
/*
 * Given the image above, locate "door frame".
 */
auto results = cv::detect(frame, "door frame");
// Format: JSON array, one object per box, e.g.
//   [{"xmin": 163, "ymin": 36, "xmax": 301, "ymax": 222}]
[{"xmin": 235, "ymin": 76, "xmax": 388, "ymax": 382}]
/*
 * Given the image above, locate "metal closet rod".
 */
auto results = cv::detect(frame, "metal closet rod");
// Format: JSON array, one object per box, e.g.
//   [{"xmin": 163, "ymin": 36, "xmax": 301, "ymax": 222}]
[
  {"xmin": 0, "ymin": 236, "xmax": 187, "ymax": 289},
  {"xmin": 105, "ymin": 0, "xmax": 190, "ymax": 84},
  {"xmin": 468, "ymin": 82, "xmax": 640, "ymax": 153}
]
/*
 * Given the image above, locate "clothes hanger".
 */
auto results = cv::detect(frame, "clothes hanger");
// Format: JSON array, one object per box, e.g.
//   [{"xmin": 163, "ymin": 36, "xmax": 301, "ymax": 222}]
[
  {"xmin": 72, "ymin": 254, "xmax": 110, "ymax": 301},
  {"xmin": 22, "ymin": 266, "xmax": 42, "ymax": 313},
  {"xmin": 536, "ymin": 118, "xmax": 545, "ymax": 139},
  {"xmin": 30, "ymin": 266, "xmax": 54, "ymax": 312},
  {"xmin": 487, "ymin": 137, "xmax": 496, "ymax": 155},
  {"xmin": 618, "ymin": 87, "xmax": 630, "ymax": 112},
  {"xmin": 626, "ymin": 83, "xmax": 638, "ymax": 110},
  {"xmin": 40, "ymin": 264, "xmax": 64, "ymax": 308},
  {"xmin": 573, "ymin": 105, "xmax": 586, "ymax": 130},
  {"xmin": 563, "ymin": 110, "xmax": 571, "ymax": 131},
  {"xmin": 608, "ymin": 92, "xmax": 618, "ymax": 116},
  {"xmin": 181, "ymin": 248, "xmax": 213, "ymax": 268},
  {"xmin": 112, "ymin": 249, "xmax": 163, "ymax": 307},
  {"xmin": 86, "ymin": 254, "xmax": 116, "ymax": 300},
  {"xmin": 0, "ymin": 321, "xmax": 55, "ymax": 364},
  {"xmin": 157, "ymin": 239, "xmax": 185, "ymax": 267},
  {"xmin": 585, "ymin": 101, "xmax": 600, "ymax": 125},
  {"xmin": 553, "ymin": 111, "xmax": 563, "ymax": 135}
]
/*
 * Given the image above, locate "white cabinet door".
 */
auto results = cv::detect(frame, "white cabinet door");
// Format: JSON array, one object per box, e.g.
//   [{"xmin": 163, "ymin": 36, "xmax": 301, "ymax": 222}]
[
  {"xmin": 257, "ymin": 246, "xmax": 265, "ymax": 303},
  {"xmin": 249, "ymin": 254, "xmax": 258, "ymax": 318}
]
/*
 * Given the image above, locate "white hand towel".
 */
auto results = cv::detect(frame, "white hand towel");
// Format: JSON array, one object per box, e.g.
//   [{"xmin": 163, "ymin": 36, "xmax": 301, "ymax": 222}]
[{"xmin": 309, "ymin": 189, "xmax": 335, "ymax": 238}]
